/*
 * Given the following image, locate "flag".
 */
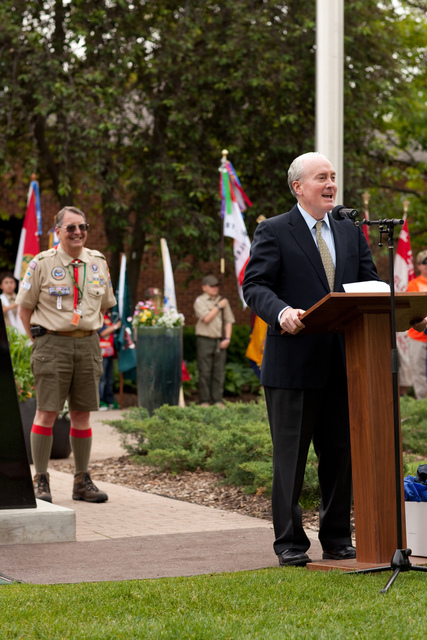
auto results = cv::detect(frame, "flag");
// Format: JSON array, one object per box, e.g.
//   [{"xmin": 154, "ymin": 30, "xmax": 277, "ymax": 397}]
[
  {"xmin": 394, "ymin": 215, "xmax": 414, "ymax": 292},
  {"xmin": 160, "ymin": 238, "xmax": 177, "ymax": 310},
  {"xmin": 48, "ymin": 227, "xmax": 59, "ymax": 249},
  {"xmin": 245, "ymin": 314, "xmax": 268, "ymax": 380},
  {"xmin": 219, "ymin": 157, "xmax": 252, "ymax": 305},
  {"xmin": 114, "ymin": 254, "xmax": 136, "ymax": 376},
  {"xmin": 14, "ymin": 180, "xmax": 41, "ymax": 280},
  {"xmin": 362, "ymin": 208, "xmax": 370, "ymax": 247},
  {"xmin": 394, "ymin": 214, "xmax": 415, "ymax": 388}
]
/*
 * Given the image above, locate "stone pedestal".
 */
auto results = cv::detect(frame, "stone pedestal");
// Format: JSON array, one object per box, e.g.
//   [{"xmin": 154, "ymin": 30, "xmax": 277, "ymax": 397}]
[{"xmin": 0, "ymin": 500, "xmax": 75, "ymax": 545}]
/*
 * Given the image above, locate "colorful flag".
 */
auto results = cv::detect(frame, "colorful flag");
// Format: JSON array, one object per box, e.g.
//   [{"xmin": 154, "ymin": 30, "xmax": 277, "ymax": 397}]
[
  {"xmin": 394, "ymin": 214, "xmax": 415, "ymax": 388},
  {"xmin": 115, "ymin": 254, "xmax": 136, "ymax": 376},
  {"xmin": 219, "ymin": 157, "xmax": 252, "ymax": 305},
  {"xmin": 48, "ymin": 227, "xmax": 59, "ymax": 249},
  {"xmin": 13, "ymin": 180, "xmax": 41, "ymax": 280},
  {"xmin": 245, "ymin": 314, "xmax": 268, "ymax": 380},
  {"xmin": 160, "ymin": 238, "xmax": 177, "ymax": 310},
  {"xmin": 394, "ymin": 215, "xmax": 414, "ymax": 292},
  {"xmin": 362, "ymin": 208, "xmax": 370, "ymax": 247}
]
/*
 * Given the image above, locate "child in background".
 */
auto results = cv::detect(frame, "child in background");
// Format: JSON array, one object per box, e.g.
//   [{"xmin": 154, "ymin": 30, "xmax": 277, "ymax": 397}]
[
  {"xmin": 0, "ymin": 272, "xmax": 26, "ymax": 333},
  {"xmin": 98, "ymin": 310, "xmax": 121, "ymax": 410}
]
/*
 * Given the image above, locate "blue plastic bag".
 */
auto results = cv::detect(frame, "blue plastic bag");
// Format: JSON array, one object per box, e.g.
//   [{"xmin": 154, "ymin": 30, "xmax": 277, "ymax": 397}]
[{"xmin": 404, "ymin": 475, "xmax": 427, "ymax": 502}]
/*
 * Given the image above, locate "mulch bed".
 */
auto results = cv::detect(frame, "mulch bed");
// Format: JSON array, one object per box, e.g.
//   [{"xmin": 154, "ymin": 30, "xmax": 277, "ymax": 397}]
[{"xmin": 50, "ymin": 454, "xmax": 321, "ymax": 530}]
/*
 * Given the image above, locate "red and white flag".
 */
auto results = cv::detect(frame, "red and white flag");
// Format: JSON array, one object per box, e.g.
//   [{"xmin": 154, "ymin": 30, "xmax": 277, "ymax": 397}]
[
  {"xmin": 394, "ymin": 215, "xmax": 414, "ymax": 292},
  {"xmin": 394, "ymin": 214, "xmax": 415, "ymax": 387},
  {"xmin": 14, "ymin": 180, "xmax": 41, "ymax": 281}
]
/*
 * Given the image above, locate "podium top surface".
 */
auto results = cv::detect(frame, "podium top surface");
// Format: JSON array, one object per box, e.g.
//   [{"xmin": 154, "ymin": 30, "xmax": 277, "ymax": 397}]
[{"xmin": 298, "ymin": 292, "xmax": 427, "ymax": 334}]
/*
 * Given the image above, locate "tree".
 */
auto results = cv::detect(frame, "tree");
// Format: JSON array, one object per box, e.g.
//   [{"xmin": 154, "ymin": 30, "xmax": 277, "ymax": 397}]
[{"xmin": 1, "ymin": 0, "xmax": 426, "ymax": 297}]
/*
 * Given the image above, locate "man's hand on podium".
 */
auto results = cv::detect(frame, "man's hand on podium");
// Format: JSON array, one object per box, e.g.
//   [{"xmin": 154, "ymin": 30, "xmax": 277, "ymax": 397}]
[{"xmin": 280, "ymin": 307, "xmax": 306, "ymax": 335}]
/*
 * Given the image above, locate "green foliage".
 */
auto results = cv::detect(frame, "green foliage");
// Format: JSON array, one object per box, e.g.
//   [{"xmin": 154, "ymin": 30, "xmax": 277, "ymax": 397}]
[
  {"xmin": 3, "ymin": 1, "xmax": 425, "ymax": 296},
  {"xmin": 6, "ymin": 327, "xmax": 34, "ymax": 402},
  {"xmin": 223, "ymin": 362, "xmax": 260, "ymax": 396},
  {"xmin": 110, "ymin": 394, "xmax": 427, "ymax": 508},
  {"xmin": 110, "ymin": 400, "xmax": 319, "ymax": 505},
  {"xmin": 226, "ymin": 324, "xmax": 252, "ymax": 366},
  {"xmin": 206, "ymin": 419, "xmax": 272, "ymax": 492},
  {"xmin": 400, "ymin": 395, "xmax": 427, "ymax": 455}
]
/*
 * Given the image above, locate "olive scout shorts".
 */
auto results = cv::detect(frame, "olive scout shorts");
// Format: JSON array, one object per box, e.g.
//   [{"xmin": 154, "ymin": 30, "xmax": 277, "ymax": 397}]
[{"xmin": 30, "ymin": 332, "xmax": 103, "ymax": 412}]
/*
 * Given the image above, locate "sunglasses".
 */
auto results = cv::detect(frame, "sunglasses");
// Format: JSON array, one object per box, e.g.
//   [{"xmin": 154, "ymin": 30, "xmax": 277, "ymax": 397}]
[
  {"xmin": 60, "ymin": 223, "xmax": 89, "ymax": 234},
  {"xmin": 422, "ymin": 259, "xmax": 427, "ymax": 265}
]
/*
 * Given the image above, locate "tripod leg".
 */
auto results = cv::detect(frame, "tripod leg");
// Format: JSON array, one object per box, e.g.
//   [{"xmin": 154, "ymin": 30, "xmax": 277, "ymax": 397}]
[{"xmin": 380, "ymin": 568, "xmax": 400, "ymax": 594}]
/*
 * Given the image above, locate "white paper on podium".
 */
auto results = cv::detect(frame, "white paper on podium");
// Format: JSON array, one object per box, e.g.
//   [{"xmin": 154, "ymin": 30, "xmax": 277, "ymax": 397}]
[{"xmin": 343, "ymin": 281, "xmax": 390, "ymax": 293}]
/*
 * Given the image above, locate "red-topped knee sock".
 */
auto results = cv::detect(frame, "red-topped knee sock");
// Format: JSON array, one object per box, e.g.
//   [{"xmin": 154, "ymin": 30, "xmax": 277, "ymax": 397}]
[
  {"xmin": 69, "ymin": 427, "xmax": 92, "ymax": 474},
  {"xmin": 30, "ymin": 424, "xmax": 53, "ymax": 474}
]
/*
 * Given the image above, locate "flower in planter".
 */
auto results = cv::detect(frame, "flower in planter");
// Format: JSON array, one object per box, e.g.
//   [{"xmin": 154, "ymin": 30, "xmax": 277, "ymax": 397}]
[{"xmin": 131, "ymin": 301, "xmax": 185, "ymax": 329}]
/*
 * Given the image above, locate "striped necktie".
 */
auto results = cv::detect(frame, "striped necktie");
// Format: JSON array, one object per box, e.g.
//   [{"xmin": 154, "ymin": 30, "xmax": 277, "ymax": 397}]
[{"xmin": 315, "ymin": 220, "xmax": 335, "ymax": 292}]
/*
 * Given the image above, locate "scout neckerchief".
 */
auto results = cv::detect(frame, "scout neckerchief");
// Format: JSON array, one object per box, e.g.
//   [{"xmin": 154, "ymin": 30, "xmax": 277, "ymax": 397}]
[{"xmin": 66, "ymin": 260, "xmax": 86, "ymax": 326}]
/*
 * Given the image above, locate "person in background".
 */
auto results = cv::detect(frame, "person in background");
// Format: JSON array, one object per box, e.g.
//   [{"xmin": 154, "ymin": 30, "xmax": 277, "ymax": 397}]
[
  {"xmin": 406, "ymin": 249, "xmax": 427, "ymax": 399},
  {"xmin": 194, "ymin": 275, "xmax": 235, "ymax": 407},
  {"xmin": 0, "ymin": 272, "xmax": 26, "ymax": 333},
  {"xmin": 98, "ymin": 310, "xmax": 121, "ymax": 410},
  {"xmin": 17, "ymin": 205, "xmax": 117, "ymax": 504}
]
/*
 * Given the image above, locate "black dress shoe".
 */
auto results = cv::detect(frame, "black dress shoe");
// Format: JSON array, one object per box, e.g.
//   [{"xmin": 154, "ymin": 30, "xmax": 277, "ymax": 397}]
[
  {"xmin": 278, "ymin": 549, "xmax": 312, "ymax": 567},
  {"xmin": 322, "ymin": 545, "xmax": 356, "ymax": 560}
]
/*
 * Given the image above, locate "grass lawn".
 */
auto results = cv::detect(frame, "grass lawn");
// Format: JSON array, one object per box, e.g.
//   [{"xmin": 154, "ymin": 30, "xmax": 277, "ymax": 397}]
[{"xmin": 1, "ymin": 567, "xmax": 426, "ymax": 639}]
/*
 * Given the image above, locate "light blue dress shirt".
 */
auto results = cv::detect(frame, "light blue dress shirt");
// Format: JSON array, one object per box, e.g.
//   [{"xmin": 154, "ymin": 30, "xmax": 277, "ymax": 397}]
[{"xmin": 278, "ymin": 205, "xmax": 336, "ymax": 323}]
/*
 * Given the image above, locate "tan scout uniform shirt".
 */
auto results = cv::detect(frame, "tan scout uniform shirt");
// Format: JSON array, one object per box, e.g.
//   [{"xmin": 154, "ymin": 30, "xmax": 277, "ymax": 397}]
[
  {"xmin": 194, "ymin": 293, "xmax": 235, "ymax": 339},
  {"xmin": 16, "ymin": 245, "xmax": 117, "ymax": 332}
]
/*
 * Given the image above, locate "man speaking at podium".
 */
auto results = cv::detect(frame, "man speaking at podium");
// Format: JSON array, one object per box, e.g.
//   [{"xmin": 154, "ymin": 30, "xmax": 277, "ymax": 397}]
[{"xmin": 243, "ymin": 152, "xmax": 380, "ymax": 567}]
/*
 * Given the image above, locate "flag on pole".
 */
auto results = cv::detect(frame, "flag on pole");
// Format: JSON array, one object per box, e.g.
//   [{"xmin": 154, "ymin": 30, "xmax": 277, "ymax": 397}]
[
  {"xmin": 160, "ymin": 238, "xmax": 177, "ymax": 310},
  {"xmin": 362, "ymin": 209, "xmax": 370, "ymax": 247},
  {"xmin": 394, "ymin": 214, "xmax": 414, "ymax": 292},
  {"xmin": 219, "ymin": 154, "xmax": 252, "ymax": 305},
  {"xmin": 48, "ymin": 227, "xmax": 59, "ymax": 249},
  {"xmin": 14, "ymin": 179, "xmax": 42, "ymax": 281},
  {"xmin": 394, "ymin": 213, "xmax": 415, "ymax": 388},
  {"xmin": 114, "ymin": 254, "xmax": 136, "ymax": 376}
]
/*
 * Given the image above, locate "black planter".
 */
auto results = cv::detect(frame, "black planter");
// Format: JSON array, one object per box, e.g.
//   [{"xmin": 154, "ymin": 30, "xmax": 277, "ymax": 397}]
[{"xmin": 19, "ymin": 398, "xmax": 72, "ymax": 464}]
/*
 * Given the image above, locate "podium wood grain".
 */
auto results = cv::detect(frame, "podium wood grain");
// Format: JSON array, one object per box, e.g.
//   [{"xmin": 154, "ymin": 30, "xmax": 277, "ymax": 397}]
[{"xmin": 298, "ymin": 292, "xmax": 427, "ymax": 565}]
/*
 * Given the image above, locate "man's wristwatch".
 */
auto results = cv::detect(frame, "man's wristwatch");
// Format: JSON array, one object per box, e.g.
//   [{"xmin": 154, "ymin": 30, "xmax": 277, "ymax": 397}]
[{"xmin": 216, "ymin": 304, "xmax": 221, "ymax": 309}]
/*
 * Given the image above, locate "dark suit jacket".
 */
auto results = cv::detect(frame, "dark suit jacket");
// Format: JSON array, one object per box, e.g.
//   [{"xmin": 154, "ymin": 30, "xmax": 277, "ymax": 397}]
[{"xmin": 242, "ymin": 205, "xmax": 380, "ymax": 389}]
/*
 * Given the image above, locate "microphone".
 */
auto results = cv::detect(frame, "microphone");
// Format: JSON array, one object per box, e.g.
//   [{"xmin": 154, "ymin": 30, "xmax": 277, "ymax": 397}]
[{"xmin": 331, "ymin": 205, "xmax": 359, "ymax": 221}]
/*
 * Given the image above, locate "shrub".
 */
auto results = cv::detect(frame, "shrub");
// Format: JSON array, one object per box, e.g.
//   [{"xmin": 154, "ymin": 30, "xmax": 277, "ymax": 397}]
[
  {"xmin": 400, "ymin": 395, "xmax": 427, "ymax": 455},
  {"xmin": 109, "ymin": 399, "xmax": 320, "ymax": 505},
  {"xmin": 6, "ymin": 327, "xmax": 34, "ymax": 402},
  {"xmin": 109, "ymin": 394, "xmax": 427, "ymax": 510}
]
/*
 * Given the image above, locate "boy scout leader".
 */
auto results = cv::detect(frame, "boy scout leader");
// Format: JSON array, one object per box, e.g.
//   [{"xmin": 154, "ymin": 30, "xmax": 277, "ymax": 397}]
[{"xmin": 17, "ymin": 206, "xmax": 117, "ymax": 504}]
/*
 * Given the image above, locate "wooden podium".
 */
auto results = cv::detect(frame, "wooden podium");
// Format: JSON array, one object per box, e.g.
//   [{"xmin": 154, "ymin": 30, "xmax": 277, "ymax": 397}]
[{"xmin": 298, "ymin": 292, "xmax": 427, "ymax": 568}]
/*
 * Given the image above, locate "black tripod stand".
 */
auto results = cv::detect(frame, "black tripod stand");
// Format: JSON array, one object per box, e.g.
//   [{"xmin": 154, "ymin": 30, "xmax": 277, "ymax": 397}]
[{"xmin": 351, "ymin": 216, "xmax": 427, "ymax": 593}]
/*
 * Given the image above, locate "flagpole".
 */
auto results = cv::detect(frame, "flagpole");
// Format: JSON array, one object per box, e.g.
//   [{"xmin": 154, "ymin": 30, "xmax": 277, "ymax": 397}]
[{"xmin": 219, "ymin": 149, "xmax": 228, "ymax": 276}]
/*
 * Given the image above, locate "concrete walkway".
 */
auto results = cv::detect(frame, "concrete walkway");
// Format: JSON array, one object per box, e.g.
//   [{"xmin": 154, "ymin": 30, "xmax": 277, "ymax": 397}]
[{"xmin": 0, "ymin": 410, "xmax": 322, "ymax": 585}]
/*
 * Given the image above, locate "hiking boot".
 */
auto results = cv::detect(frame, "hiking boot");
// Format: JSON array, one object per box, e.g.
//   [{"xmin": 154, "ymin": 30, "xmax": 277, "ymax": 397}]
[
  {"xmin": 33, "ymin": 473, "xmax": 52, "ymax": 503},
  {"xmin": 72, "ymin": 471, "xmax": 108, "ymax": 503}
]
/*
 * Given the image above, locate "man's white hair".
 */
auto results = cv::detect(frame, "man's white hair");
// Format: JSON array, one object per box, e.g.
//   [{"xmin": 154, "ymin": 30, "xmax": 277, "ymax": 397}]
[{"xmin": 287, "ymin": 152, "xmax": 329, "ymax": 198}]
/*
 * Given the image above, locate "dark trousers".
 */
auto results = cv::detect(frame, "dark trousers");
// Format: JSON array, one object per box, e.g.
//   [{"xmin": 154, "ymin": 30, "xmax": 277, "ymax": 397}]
[
  {"xmin": 99, "ymin": 357, "xmax": 115, "ymax": 405},
  {"xmin": 264, "ymin": 357, "xmax": 352, "ymax": 555},
  {"xmin": 196, "ymin": 336, "xmax": 227, "ymax": 404}
]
